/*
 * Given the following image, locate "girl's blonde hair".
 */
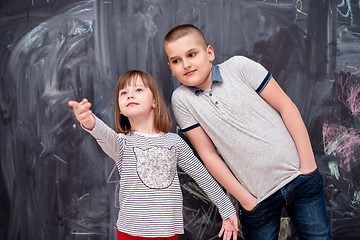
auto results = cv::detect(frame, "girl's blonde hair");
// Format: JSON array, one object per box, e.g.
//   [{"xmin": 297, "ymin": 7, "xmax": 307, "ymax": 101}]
[{"xmin": 115, "ymin": 70, "xmax": 172, "ymax": 134}]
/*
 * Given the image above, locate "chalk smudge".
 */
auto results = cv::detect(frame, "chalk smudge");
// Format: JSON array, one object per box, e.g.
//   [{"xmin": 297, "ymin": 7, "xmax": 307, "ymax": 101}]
[
  {"xmin": 323, "ymin": 123, "xmax": 360, "ymax": 171},
  {"xmin": 337, "ymin": 72, "xmax": 360, "ymax": 116},
  {"xmin": 328, "ymin": 161, "xmax": 341, "ymax": 180}
]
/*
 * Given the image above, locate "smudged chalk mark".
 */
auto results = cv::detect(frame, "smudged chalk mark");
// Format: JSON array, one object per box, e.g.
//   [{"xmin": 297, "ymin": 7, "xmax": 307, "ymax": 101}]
[
  {"xmin": 352, "ymin": 190, "xmax": 360, "ymax": 204},
  {"xmin": 323, "ymin": 123, "xmax": 360, "ymax": 171},
  {"xmin": 73, "ymin": 193, "xmax": 90, "ymax": 202},
  {"xmin": 181, "ymin": 180, "xmax": 221, "ymax": 239},
  {"xmin": 328, "ymin": 161, "xmax": 341, "ymax": 180},
  {"xmin": 107, "ymin": 164, "xmax": 120, "ymax": 208},
  {"xmin": 279, "ymin": 217, "xmax": 292, "ymax": 240},
  {"xmin": 337, "ymin": 72, "xmax": 360, "ymax": 116}
]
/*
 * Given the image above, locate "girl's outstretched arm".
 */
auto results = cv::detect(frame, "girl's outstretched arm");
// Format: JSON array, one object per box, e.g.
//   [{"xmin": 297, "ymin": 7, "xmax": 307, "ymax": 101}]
[{"xmin": 68, "ymin": 98, "xmax": 95, "ymax": 130}]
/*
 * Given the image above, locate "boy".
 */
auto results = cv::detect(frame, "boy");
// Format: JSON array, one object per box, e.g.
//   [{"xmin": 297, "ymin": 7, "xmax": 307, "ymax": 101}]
[{"xmin": 164, "ymin": 24, "xmax": 332, "ymax": 239}]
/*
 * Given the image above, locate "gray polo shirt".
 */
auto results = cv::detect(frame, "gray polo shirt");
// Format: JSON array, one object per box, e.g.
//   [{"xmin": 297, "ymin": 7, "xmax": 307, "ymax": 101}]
[{"xmin": 171, "ymin": 56, "xmax": 301, "ymax": 203}]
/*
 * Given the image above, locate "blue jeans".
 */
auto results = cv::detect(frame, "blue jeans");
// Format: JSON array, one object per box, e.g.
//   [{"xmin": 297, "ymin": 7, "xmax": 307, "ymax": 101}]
[{"xmin": 239, "ymin": 169, "xmax": 332, "ymax": 240}]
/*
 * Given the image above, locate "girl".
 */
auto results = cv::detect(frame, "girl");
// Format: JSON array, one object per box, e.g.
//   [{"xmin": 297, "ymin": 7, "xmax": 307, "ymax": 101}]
[{"xmin": 68, "ymin": 70, "xmax": 238, "ymax": 240}]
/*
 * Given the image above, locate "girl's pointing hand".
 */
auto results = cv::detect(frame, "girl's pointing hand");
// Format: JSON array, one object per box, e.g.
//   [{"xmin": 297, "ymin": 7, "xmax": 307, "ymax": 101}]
[{"xmin": 68, "ymin": 98, "xmax": 95, "ymax": 130}]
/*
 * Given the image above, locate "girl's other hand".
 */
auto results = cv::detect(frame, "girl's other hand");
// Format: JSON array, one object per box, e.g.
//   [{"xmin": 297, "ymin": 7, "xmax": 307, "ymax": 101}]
[
  {"xmin": 219, "ymin": 213, "xmax": 238, "ymax": 240},
  {"xmin": 68, "ymin": 98, "xmax": 95, "ymax": 130}
]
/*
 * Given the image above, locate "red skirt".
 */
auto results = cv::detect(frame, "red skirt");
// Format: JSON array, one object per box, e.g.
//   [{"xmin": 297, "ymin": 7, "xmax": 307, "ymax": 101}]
[{"xmin": 117, "ymin": 230, "xmax": 178, "ymax": 240}]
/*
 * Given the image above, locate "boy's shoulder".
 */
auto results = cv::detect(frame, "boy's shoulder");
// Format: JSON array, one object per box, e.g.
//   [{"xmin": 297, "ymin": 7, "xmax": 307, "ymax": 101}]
[
  {"xmin": 218, "ymin": 55, "xmax": 250, "ymax": 67},
  {"xmin": 171, "ymin": 84, "xmax": 193, "ymax": 101}
]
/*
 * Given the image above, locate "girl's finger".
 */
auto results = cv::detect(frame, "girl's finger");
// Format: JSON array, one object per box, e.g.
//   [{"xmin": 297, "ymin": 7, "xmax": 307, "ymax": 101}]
[
  {"xmin": 80, "ymin": 98, "xmax": 88, "ymax": 105},
  {"xmin": 233, "ymin": 230, "xmax": 238, "ymax": 240},
  {"xmin": 218, "ymin": 227, "xmax": 225, "ymax": 237},
  {"xmin": 77, "ymin": 102, "xmax": 92, "ymax": 113},
  {"xmin": 224, "ymin": 231, "xmax": 229, "ymax": 240},
  {"xmin": 78, "ymin": 110, "xmax": 92, "ymax": 120},
  {"xmin": 68, "ymin": 100, "xmax": 79, "ymax": 108}
]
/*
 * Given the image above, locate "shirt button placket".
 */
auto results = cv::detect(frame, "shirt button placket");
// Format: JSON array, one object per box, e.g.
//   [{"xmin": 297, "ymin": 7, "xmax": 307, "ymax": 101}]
[{"xmin": 209, "ymin": 91, "xmax": 219, "ymax": 106}]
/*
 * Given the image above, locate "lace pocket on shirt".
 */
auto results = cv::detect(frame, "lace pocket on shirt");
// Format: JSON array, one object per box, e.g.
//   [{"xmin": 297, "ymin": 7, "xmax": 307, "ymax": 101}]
[{"xmin": 134, "ymin": 146, "xmax": 177, "ymax": 189}]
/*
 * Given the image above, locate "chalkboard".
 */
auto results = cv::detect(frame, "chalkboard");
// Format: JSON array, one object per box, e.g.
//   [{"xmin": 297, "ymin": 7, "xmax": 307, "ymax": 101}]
[{"xmin": 0, "ymin": 0, "xmax": 359, "ymax": 239}]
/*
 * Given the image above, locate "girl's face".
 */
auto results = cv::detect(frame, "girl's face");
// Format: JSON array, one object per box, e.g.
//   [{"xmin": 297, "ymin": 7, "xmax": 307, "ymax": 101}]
[{"xmin": 118, "ymin": 76, "xmax": 156, "ymax": 119}]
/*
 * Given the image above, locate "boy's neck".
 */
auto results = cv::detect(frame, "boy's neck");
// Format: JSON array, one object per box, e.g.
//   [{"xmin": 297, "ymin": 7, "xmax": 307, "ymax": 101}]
[{"xmin": 197, "ymin": 69, "xmax": 213, "ymax": 91}]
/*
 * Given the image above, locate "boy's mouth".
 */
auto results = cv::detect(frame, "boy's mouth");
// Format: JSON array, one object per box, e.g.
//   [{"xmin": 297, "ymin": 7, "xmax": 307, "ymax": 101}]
[{"xmin": 185, "ymin": 70, "xmax": 196, "ymax": 76}]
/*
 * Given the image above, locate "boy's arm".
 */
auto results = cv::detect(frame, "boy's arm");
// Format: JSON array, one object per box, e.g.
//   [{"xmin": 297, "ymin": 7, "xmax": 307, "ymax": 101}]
[
  {"xmin": 184, "ymin": 126, "xmax": 258, "ymax": 211},
  {"xmin": 259, "ymin": 77, "xmax": 317, "ymax": 174}
]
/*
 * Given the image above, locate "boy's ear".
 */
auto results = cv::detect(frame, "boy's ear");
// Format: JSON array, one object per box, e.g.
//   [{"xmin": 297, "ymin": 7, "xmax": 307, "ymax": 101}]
[
  {"xmin": 167, "ymin": 62, "xmax": 175, "ymax": 76},
  {"xmin": 207, "ymin": 45, "xmax": 215, "ymax": 62}
]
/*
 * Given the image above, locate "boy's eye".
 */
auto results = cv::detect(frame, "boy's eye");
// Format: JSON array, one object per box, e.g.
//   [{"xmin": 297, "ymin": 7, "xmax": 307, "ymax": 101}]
[
  {"xmin": 189, "ymin": 53, "xmax": 196, "ymax": 57},
  {"xmin": 172, "ymin": 59, "xmax": 180, "ymax": 64}
]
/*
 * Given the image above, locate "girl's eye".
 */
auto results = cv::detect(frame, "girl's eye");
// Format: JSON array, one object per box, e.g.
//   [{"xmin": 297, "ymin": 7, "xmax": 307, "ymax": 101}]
[
  {"xmin": 189, "ymin": 53, "xmax": 196, "ymax": 57},
  {"xmin": 136, "ymin": 88, "xmax": 143, "ymax": 92},
  {"xmin": 120, "ymin": 91, "xmax": 127, "ymax": 96},
  {"xmin": 172, "ymin": 59, "xmax": 180, "ymax": 64}
]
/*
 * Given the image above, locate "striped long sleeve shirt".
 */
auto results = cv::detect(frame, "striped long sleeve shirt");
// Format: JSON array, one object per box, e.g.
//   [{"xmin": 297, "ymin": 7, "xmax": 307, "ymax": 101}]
[{"xmin": 84, "ymin": 115, "xmax": 236, "ymax": 237}]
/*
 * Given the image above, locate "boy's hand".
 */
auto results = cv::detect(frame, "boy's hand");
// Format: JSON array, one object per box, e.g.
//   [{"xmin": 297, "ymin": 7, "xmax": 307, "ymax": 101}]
[
  {"xmin": 241, "ymin": 195, "xmax": 258, "ymax": 211},
  {"xmin": 68, "ymin": 98, "xmax": 95, "ymax": 130},
  {"xmin": 219, "ymin": 213, "xmax": 238, "ymax": 240}
]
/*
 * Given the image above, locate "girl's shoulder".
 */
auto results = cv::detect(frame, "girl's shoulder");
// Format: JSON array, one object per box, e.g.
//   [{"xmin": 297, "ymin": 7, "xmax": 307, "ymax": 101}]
[{"xmin": 163, "ymin": 132, "xmax": 182, "ymax": 139}]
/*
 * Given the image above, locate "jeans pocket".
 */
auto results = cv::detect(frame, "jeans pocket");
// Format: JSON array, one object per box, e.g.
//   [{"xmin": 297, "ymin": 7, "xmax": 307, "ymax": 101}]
[
  {"xmin": 297, "ymin": 168, "xmax": 324, "ymax": 198},
  {"xmin": 241, "ymin": 202, "xmax": 262, "ymax": 215},
  {"xmin": 300, "ymin": 168, "xmax": 319, "ymax": 177}
]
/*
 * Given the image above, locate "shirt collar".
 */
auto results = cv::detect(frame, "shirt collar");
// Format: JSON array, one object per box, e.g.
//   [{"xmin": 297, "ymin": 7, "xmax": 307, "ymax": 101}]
[{"xmin": 189, "ymin": 65, "xmax": 223, "ymax": 96}]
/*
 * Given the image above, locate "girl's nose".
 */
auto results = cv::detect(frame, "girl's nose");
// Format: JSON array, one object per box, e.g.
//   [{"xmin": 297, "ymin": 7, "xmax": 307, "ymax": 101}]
[{"xmin": 127, "ymin": 92, "xmax": 134, "ymax": 99}]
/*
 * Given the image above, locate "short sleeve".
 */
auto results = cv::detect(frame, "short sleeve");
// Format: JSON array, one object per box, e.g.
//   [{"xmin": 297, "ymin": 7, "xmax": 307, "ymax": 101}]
[
  {"xmin": 171, "ymin": 87, "xmax": 199, "ymax": 132},
  {"xmin": 230, "ymin": 56, "xmax": 272, "ymax": 94}
]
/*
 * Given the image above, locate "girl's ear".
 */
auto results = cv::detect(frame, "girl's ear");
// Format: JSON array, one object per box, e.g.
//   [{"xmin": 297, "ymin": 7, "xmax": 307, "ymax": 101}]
[{"xmin": 152, "ymin": 100, "xmax": 156, "ymax": 109}]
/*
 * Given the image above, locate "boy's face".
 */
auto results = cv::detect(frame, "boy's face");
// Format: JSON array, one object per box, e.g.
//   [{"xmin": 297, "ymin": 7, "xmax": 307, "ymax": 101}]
[{"xmin": 165, "ymin": 34, "xmax": 215, "ymax": 90}]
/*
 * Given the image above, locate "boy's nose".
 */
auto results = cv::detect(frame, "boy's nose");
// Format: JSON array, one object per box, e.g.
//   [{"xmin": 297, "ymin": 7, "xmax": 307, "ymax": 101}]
[{"xmin": 183, "ymin": 59, "xmax": 191, "ymax": 68}]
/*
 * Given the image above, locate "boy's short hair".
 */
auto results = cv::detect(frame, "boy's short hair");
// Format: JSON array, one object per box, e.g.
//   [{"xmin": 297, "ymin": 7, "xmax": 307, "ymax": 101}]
[{"xmin": 164, "ymin": 24, "xmax": 208, "ymax": 56}]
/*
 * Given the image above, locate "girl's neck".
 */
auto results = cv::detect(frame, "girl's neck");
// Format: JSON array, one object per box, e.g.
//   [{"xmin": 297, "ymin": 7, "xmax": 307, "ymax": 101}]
[
  {"xmin": 128, "ymin": 115, "xmax": 159, "ymax": 134},
  {"xmin": 132, "ymin": 126, "xmax": 160, "ymax": 135}
]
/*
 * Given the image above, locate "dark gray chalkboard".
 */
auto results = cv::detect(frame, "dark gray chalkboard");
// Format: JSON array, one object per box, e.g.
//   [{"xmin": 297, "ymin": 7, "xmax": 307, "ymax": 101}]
[{"xmin": 1, "ymin": 0, "xmax": 359, "ymax": 239}]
